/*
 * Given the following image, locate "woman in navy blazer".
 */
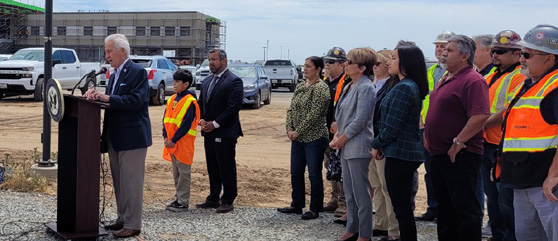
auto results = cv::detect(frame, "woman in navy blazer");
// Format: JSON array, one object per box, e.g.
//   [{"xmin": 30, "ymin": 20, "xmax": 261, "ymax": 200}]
[{"xmin": 371, "ymin": 41, "xmax": 428, "ymax": 241}]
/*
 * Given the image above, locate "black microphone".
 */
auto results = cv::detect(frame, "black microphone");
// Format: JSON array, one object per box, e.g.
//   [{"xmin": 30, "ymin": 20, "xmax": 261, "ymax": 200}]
[{"xmin": 71, "ymin": 67, "xmax": 107, "ymax": 96}]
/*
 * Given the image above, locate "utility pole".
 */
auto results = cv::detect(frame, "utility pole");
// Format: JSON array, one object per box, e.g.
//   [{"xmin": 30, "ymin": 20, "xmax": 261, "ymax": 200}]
[
  {"xmin": 41, "ymin": 0, "xmax": 53, "ymax": 166},
  {"xmin": 266, "ymin": 40, "xmax": 269, "ymax": 61},
  {"xmin": 262, "ymin": 47, "xmax": 266, "ymax": 62}
]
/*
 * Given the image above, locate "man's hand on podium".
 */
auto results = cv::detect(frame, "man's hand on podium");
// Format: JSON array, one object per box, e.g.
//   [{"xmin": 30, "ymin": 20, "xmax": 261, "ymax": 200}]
[{"xmin": 84, "ymin": 89, "xmax": 110, "ymax": 102}]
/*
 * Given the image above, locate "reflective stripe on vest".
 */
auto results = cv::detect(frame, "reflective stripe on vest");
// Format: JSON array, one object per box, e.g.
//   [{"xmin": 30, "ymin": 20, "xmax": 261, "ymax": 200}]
[
  {"xmin": 484, "ymin": 67, "xmax": 497, "ymax": 79},
  {"xmin": 421, "ymin": 64, "xmax": 437, "ymax": 123},
  {"xmin": 502, "ymin": 71, "xmax": 558, "ymax": 152},
  {"xmin": 490, "ymin": 67, "xmax": 522, "ymax": 114},
  {"xmin": 164, "ymin": 96, "xmax": 196, "ymax": 132}
]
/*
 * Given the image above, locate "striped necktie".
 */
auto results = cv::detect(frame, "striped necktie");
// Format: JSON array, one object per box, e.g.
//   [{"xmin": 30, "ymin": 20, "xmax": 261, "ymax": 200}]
[{"xmin": 207, "ymin": 75, "xmax": 219, "ymax": 99}]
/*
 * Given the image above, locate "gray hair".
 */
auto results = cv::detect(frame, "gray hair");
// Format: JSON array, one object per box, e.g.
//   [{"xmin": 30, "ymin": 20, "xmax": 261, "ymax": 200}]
[
  {"xmin": 209, "ymin": 49, "xmax": 227, "ymax": 60},
  {"xmin": 472, "ymin": 34, "xmax": 494, "ymax": 49},
  {"xmin": 105, "ymin": 34, "xmax": 130, "ymax": 56},
  {"xmin": 448, "ymin": 35, "xmax": 476, "ymax": 65}
]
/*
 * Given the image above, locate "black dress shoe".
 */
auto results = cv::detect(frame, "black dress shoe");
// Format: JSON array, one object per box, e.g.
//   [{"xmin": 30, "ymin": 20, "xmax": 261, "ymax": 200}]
[
  {"xmin": 216, "ymin": 204, "xmax": 234, "ymax": 213},
  {"xmin": 372, "ymin": 229, "xmax": 388, "ymax": 236},
  {"xmin": 103, "ymin": 221, "xmax": 123, "ymax": 231},
  {"xmin": 277, "ymin": 206, "xmax": 303, "ymax": 214},
  {"xmin": 333, "ymin": 218, "xmax": 347, "ymax": 226},
  {"xmin": 301, "ymin": 211, "xmax": 319, "ymax": 220},
  {"xmin": 195, "ymin": 200, "xmax": 220, "ymax": 209},
  {"xmin": 415, "ymin": 212, "xmax": 436, "ymax": 222}
]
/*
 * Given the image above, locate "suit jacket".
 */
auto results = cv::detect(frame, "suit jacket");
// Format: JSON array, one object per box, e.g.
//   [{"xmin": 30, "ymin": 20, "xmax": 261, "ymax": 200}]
[
  {"xmin": 101, "ymin": 59, "xmax": 153, "ymax": 152},
  {"xmin": 198, "ymin": 68, "xmax": 243, "ymax": 139},
  {"xmin": 334, "ymin": 75, "xmax": 376, "ymax": 160}
]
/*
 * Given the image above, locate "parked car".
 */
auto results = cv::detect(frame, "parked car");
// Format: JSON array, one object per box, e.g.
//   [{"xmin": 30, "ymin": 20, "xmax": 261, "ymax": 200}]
[
  {"xmin": 194, "ymin": 59, "xmax": 210, "ymax": 90},
  {"xmin": 262, "ymin": 59, "xmax": 298, "ymax": 92},
  {"xmin": 0, "ymin": 48, "xmax": 100, "ymax": 101},
  {"xmin": 98, "ymin": 55, "xmax": 177, "ymax": 105},
  {"xmin": 228, "ymin": 63, "xmax": 271, "ymax": 109},
  {"xmin": 179, "ymin": 65, "xmax": 197, "ymax": 88}
]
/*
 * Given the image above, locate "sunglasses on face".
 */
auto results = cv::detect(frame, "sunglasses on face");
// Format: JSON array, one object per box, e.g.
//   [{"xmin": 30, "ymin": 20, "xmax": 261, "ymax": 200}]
[
  {"xmin": 325, "ymin": 60, "xmax": 338, "ymax": 64},
  {"xmin": 375, "ymin": 62, "xmax": 383, "ymax": 67},
  {"xmin": 491, "ymin": 49, "xmax": 510, "ymax": 55},
  {"xmin": 346, "ymin": 60, "xmax": 356, "ymax": 65},
  {"xmin": 520, "ymin": 52, "xmax": 550, "ymax": 59}
]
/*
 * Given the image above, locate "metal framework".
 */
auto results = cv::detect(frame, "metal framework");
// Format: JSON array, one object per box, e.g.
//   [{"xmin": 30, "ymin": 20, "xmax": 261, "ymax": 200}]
[{"xmin": 0, "ymin": 0, "xmax": 43, "ymax": 53}]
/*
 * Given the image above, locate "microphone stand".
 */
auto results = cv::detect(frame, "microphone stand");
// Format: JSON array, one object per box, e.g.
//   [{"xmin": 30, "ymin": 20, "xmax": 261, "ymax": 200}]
[{"xmin": 71, "ymin": 70, "xmax": 96, "ymax": 96}]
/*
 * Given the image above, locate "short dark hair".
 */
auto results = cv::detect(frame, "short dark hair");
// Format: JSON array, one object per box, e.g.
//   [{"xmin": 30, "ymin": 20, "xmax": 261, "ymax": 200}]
[
  {"xmin": 173, "ymin": 69, "xmax": 193, "ymax": 87},
  {"xmin": 209, "ymin": 49, "xmax": 227, "ymax": 60},
  {"xmin": 395, "ymin": 40, "xmax": 428, "ymax": 100},
  {"xmin": 306, "ymin": 56, "xmax": 325, "ymax": 80}
]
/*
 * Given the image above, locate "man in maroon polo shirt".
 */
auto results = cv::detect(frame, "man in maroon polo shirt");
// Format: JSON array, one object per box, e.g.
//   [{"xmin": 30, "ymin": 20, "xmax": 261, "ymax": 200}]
[{"xmin": 424, "ymin": 35, "xmax": 490, "ymax": 241}]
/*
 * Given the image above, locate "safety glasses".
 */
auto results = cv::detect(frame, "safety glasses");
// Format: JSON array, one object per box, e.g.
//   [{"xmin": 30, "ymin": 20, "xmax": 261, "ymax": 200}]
[{"xmin": 519, "ymin": 52, "xmax": 550, "ymax": 59}]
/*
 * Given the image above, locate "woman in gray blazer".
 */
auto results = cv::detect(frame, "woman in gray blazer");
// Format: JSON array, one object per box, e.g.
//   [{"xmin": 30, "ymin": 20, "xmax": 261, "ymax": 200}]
[{"xmin": 330, "ymin": 47, "xmax": 377, "ymax": 241}]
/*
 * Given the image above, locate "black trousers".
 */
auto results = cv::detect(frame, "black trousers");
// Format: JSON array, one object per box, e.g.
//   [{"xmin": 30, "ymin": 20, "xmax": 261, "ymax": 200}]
[
  {"xmin": 385, "ymin": 157, "xmax": 422, "ymax": 241},
  {"xmin": 431, "ymin": 150, "xmax": 482, "ymax": 241},
  {"xmin": 204, "ymin": 137, "xmax": 238, "ymax": 205}
]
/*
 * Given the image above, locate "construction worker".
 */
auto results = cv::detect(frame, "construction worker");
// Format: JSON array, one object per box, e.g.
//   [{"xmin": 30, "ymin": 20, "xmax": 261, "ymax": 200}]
[
  {"xmin": 322, "ymin": 47, "xmax": 347, "ymax": 218},
  {"xmin": 500, "ymin": 24, "xmax": 558, "ymax": 240},
  {"xmin": 162, "ymin": 69, "xmax": 200, "ymax": 212},
  {"xmin": 482, "ymin": 30, "xmax": 525, "ymax": 241},
  {"xmin": 416, "ymin": 30, "xmax": 454, "ymax": 222}
]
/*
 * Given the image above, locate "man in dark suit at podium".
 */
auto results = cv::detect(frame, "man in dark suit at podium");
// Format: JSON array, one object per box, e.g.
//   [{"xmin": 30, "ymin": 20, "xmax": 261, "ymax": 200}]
[
  {"xmin": 84, "ymin": 33, "xmax": 152, "ymax": 238},
  {"xmin": 196, "ymin": 49, "xmax": 243, "ymax": 213}
]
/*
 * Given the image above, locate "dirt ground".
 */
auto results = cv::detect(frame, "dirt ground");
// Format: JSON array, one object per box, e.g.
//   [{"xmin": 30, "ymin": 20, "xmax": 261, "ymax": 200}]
[{"xmin": 0, "ymin": 88, "xmax": 429, "ymax": 215}]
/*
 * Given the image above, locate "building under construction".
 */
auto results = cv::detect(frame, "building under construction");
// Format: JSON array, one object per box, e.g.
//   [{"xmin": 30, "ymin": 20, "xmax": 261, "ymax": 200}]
[{"xmin": 0, "ymin": 1, "xmax": 225, "ymax": 65}]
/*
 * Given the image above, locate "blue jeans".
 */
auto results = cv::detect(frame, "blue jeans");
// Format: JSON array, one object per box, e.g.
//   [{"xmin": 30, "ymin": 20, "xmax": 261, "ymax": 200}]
[{"xmin": 290, "ymin": 138, "xmax": 327, "ymax": 212}]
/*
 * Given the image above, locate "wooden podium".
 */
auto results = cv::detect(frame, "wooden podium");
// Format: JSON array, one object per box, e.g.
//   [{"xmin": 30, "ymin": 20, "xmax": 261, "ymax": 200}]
[{"xmin": 46, "ymin": 95, "xmax": 109, "ymax": 239}]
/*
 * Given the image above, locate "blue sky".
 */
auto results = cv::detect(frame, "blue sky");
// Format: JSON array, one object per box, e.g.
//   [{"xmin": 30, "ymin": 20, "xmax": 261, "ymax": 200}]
[{"xmin": 21, "ymin": 0, "xmax": 558, "ymax": 65}]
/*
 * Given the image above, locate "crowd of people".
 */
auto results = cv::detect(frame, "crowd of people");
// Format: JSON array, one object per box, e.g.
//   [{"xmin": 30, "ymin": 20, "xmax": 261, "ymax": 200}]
[
  {"xmin": 278, "ymin": 24, "xmax": 558, "ymax": 241},
  {"xmin": 83, "ymin": 23, "xmax": 558, "ymax": 240}
]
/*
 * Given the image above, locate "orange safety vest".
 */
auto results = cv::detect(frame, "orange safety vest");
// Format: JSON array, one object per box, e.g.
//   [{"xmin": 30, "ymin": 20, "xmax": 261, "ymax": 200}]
[
  {"xmin": 502, "ymin": 69, "xmax": 558, "ymax": 152},
  {"xmin": 162, "ymin": 93, "xmax": 200, "ymax": 165},
  {"xmin": 483, "ymin": 66, "xmax": 525, "ymax": 144},
  {"xmin": 333, "ymin": 74, "xmax": 347, "ymax": 106}
]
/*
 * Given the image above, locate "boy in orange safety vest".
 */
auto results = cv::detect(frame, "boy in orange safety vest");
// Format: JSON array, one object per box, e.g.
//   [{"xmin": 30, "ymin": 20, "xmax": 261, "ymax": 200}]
[{"xmin": 162, "ymin": 69, "xmax": 200, "ymax": 212}]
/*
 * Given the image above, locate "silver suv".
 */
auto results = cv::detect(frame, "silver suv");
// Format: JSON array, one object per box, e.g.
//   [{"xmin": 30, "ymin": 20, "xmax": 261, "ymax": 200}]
[{"xmin": 98, "ymin": 55, "xmax": 177, "ymax": 105}]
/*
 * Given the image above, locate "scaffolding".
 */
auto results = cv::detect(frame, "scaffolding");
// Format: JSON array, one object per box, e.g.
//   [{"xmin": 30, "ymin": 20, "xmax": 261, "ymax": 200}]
[{"xmin": 0, "ymin": 0, "xmax": 43, "ymax": 54}]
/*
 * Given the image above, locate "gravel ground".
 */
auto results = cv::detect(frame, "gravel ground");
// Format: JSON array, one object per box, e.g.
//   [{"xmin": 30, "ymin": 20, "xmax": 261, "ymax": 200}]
[{"xmin": 0, "ymin": 190, "xmax": 439, "ymax": 241}]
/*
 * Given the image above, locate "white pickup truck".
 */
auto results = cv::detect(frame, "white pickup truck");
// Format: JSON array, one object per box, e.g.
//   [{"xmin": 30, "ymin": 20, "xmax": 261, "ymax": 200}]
[
  {"xmin": 0, "ymin": 47, "xmax": 100, "ymax": 101},
  {"xmin": 262, "ymin": 59, "xmax": 298, "ymax": 92}
]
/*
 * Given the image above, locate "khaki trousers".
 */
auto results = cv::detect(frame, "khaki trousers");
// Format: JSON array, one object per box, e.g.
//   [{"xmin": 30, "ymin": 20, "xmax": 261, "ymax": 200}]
[
  {"xmin": 171, "ymin": 154, "xmax": 191, "ymax": 206},
  {"xmin": 369, "ymin": 157, "xmax": 400, "ymax": 236}
]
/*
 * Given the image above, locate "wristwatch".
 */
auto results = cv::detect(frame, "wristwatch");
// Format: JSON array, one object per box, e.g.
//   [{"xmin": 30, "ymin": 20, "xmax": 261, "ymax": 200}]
[{"xmin": 453, "ymin": 137, "xmax": 465, "ymax": 146}]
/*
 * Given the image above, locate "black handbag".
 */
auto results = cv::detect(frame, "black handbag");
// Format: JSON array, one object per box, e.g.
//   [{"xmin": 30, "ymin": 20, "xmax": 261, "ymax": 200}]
[{"xmin": 326, "ymin": 148, "xmax": 342, "ymax": 182}]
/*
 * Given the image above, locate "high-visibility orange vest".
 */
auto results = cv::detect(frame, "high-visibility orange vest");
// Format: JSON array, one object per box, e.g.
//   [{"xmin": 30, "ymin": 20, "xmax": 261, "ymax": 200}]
[
  {"xmin": 502, "ymin": 69, "xmax": 558, "ymax": 153},
  {"xmin": 162, "ymin": 93, "xmax": 200, "ymax": 165},
  {"xmin": 333, "ymin": 74, "xmax": 347, "ymax": 106},
  {"xmin": 483, "ymin": 66, "xmax": 525, "ymax": 144}
]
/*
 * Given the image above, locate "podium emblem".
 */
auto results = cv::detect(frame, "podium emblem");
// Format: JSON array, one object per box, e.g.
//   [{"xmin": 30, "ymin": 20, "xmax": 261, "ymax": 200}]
[{"xmin": 46, "ymin": 78, "xmax": 64, "ymax": 122}]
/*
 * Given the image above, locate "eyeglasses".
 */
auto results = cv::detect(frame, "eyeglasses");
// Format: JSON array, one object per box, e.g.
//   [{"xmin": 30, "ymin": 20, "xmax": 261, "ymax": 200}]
[
  {"xmin": 520, "ymin": 52, "xmax": 550, "ymax": 59},
  {"xmin": 325, "ymin": 60, "xmax": 338, "ymax": 64},
  {"xmin": 375, "ymin": 62, "xmax": 382, "ymax": 67},
  {"xmin": 491, "ymin": 49, "xmax": 510, "ymax": 55}
]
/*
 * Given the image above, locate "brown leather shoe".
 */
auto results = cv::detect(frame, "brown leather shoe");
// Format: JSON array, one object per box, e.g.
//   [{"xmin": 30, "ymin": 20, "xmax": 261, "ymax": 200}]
[
  {"xmin": 323, "ymin": 202, "xmax": 338, "ymax": 213},
  {"xmin": 113, "ymin": 228, "xmax": 140, "ymax": 238},
  {"xmin": 216, "ymin": 204, "xmax": 234, "ymax": 213},
  {"xmin": 103, "ymin": 221, "xmax": 123, "ymax": 231},
  {"xmin": 195, "ymin": 200, "xmax": 221, "ymax": 209}
]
